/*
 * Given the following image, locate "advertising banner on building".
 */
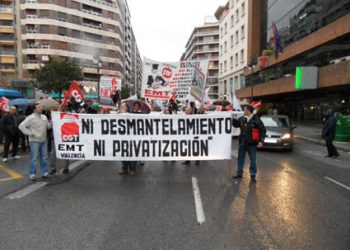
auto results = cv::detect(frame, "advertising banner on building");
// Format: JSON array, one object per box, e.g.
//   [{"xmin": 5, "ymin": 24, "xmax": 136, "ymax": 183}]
[
  {"xmin": 141, "ymin": 58, "xmax": 209, "ymax": 101},
  {"xmin": 99, "ymin": 76, "xmax": 122, "ymax": 101},
  {"xmin": 52, "ymin": 111, "xmax": 232, "ymax": 161}
]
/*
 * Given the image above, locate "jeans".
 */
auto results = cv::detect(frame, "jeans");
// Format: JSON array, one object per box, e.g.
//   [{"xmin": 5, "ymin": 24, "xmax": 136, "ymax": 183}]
[
  {"xmin": 3, "ymin": 134, "xmax": 19, "ymax": 158},
  {"xmin": 29, "ymin": 141, "xmax": 49, "ymax": 176},
  {"xmin": 236, "ymin": 144, "xmax": 257, "ymax": 176},
  {"xmin": 325, "ymin": 140, "xmax": 339, "ymax": 157},
  {"xmin": 49, "ymin": 138, "xmax": 69, "ymax": 171},
  {"xmin": 122, "ymin": 161, "xmax": 136, "ymax": 172}
]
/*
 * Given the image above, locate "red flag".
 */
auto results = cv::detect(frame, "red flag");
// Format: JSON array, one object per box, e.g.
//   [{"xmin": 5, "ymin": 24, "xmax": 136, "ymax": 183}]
[
  {"xmin": 0, "ymin": 97, "xmax": 10, "ymax": 113},
  {"xmin": 251, "ymin": 100, "xmax": 262, "ymax": 109},
  {"xmin": 63, "ymin": 81, "xmax": 88, "ymax": 111},
  {"xmin": 111, "ymin": 77, "xmax": 119, "ymax": 93}
]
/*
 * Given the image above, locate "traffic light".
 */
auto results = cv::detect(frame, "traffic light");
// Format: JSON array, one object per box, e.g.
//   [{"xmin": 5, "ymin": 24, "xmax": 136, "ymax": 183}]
[{"xmin": 295, "ymin": 66, "xmax": 318, "ymax": 90}]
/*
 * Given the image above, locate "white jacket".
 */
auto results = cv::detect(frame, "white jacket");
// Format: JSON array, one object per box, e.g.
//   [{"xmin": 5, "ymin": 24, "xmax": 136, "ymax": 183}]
[{"xmin": 19, "ymin": 113, "xmax": 51, "ymax": 143}]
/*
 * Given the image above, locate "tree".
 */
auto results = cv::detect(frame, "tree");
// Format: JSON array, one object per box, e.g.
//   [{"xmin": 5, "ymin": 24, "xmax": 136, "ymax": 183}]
[
  {"xmin": 120, "ymin": 85, "xmax": 131, "ymax": 100},
  {"xmin": 33, "ymin": 59, "xmax": 83, "ymax": 99}
]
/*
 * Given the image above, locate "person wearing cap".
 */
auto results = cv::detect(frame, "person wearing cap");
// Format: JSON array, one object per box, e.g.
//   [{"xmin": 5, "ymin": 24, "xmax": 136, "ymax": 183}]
[
  {"xmin": 232, "ymin": 105, "xmax": 266, "ymax": 183},
  {"xmin": 322, "ymin": 109, "xmax": 339, "ymax": 159}
]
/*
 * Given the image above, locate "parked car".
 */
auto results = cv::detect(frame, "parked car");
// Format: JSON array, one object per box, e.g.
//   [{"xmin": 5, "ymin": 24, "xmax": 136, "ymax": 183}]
[{"xmin": 260, "ymin": 115, "xmax": 296, "ymax": 151}]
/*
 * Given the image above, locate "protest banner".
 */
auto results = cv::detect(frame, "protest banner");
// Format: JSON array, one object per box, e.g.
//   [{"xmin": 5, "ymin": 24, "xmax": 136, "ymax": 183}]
[
  {"xmin": 52, "ymin": 112, "xmax": 232, "ymax": 161},
  {"xmin": 142, "ymin": 58, "xmax": 209, "ymax": 101},
  {"xmin": 99, "ymin": 76, "xmax": 122, "ymax": 102}
]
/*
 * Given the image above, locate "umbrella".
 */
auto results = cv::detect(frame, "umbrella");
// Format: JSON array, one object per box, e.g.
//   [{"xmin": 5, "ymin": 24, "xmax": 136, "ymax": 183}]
[
  {"xmin": 37, "ymin": 99, "xmax": 57, "ymax": 110},
  {"xmin": 0, "ymin": 88, "xmax": 24, "ymax": 99},
  {"xmin": 213, "ymin": 100, "xmax": 231, "ymax": 106},
  {"xmin": 10, "ymin": 98, "xmax": 34, "ymax": 106}
]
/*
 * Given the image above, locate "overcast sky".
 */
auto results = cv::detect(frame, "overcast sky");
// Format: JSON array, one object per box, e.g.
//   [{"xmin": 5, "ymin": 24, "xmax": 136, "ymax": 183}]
[{"xmin": 127, "ymin": 0, "xmax": 227, "ymax": 62}]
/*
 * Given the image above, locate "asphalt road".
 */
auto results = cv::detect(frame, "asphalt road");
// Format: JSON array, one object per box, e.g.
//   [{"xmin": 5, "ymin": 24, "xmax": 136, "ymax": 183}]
[{"xmin": 0, "ymin": 139, "xmax": 349, "ymax": 250}]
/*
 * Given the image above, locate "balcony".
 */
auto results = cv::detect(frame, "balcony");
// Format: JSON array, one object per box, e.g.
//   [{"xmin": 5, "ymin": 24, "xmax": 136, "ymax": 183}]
[
  {"xmin": 82, "ymin": 22, "xmax": 102, "ymax": 30},
  {"xmin": 0, "ymin": 49, "xmax": 15, "ymax": 55},
  {"xmin": 25, "ymin": 0, "xmax": 37, "ymax": 3},
  {"xmin": 26, "ymin": 14, "xmax": 38, "ymax": 19},
  {"xmin": 27, "ymin": 43, "xmax": 38, "ymax": 48},
  {"xmin": 82, "ymin": 9, "xmax": 102, "ymax": 17},
  {"xmin": 27, "ymin": 59, "xmax": 38, "ymax": 64},
  {"xmin": 0, "ymin": 5, "xmax": 13, "ymax": 13}
]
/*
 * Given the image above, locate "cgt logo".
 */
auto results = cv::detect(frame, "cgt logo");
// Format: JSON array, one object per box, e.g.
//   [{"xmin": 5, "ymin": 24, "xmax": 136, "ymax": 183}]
[{"xmin": 60, "ymin": 113, "xmax": 80, "ymax": 142}]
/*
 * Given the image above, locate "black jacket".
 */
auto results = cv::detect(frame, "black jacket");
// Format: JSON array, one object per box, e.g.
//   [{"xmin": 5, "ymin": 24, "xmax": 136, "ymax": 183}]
[
  {"xmin": 1, "ymin": 114, "xmax": 19, "ymax": 137},
  {"xmin": 322, "ymin": 114, "xmax": 337, "ymax": 141},
  {"xmin": 233, "ymin": 115, "xmax": 266, "ymax": 146}
]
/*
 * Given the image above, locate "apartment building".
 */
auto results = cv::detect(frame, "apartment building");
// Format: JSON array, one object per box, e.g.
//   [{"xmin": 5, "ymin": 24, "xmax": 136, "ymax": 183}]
[
  {"xmin": 0, "ymin": 0, "xmax": 16, "ymax": 85},
  {"xmin": 237, "ymin": 0, "xmax": 350, "ymax": 120},
  {"xmin": 16, "ymin": 0, "xmax": 125, "ymax": 92},
  {"xmin": 182, "ymin": 21, "xmax": 220, "ymax": 99},
  {"xmin": 215, "ymin": 0, "xmax": 248, "ymax": 99}
]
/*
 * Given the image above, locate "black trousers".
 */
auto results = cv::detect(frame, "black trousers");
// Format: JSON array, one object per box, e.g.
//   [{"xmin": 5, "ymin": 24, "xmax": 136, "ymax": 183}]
[
  {"xmin": 326, "ymin": 140, "xmax": 339, "ymax": 157},
  {"xmin": 3, "ymin": 134, "xmax": 19, "ymax": 158}
]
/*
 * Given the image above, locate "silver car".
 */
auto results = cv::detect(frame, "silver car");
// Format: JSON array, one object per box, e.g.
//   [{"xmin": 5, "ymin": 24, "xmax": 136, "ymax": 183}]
[{"xmin": 260, "ymin": 115, "xmax": 296, "ymax": 152}]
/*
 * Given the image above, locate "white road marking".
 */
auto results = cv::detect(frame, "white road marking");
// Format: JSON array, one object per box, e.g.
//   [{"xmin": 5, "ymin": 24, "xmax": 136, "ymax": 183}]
[
  {"xmin": 325, "ymin": 177, "xmax": 350, "ymax": 191},
  {"xmin": 192, "ymin": 177, "xmax": 206, "ymax": 225},
  {"xmin": 68, "ymin": 160, "xmax": 87, "ymax": 171},
  {"xmin": 6, "ymin": 182, "xmax": 48, "ymax": 200}
]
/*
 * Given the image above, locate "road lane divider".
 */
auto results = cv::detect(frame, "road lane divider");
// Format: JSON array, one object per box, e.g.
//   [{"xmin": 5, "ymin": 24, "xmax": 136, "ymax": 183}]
[
  {"xmin": 6, "ymin": 182, "xmax": 48, "ymax": 200},
  {"xmin": 192, "ymin": 176, "xmax": 206, "ymax": 225},
  {"xmin": 325, "ymin": 176, "xmax": 350, "ymax": 191},
  {"xmin": 0, "ymin": 165, "xmax": 23, "ymax": 183}
]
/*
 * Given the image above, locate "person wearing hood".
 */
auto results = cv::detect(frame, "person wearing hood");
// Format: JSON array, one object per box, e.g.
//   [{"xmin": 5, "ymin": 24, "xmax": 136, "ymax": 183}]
[{"xmin": 322, "ymin": 109, "xmax": 339, "ymax": 159}]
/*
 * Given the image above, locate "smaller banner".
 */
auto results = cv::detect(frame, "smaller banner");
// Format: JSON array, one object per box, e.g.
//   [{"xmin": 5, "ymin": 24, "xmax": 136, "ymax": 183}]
[
  {"xmin": 99, "ymin": 76, "xmax": 122, "ymax": 102},
  {"xmin": 52, "ymin": 112, "xmax": 233, "ymax": 161},
  {"xmin": 0, "ymin": 97, "xmax": 10, "ymax": 112}
]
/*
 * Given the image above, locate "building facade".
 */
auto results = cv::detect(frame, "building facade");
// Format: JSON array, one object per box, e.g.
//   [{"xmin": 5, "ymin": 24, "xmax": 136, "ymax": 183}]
[
  {"xmin": 237, "ymin": 0, "xmax": 350, "ymax": 120},
  {"xmin": 182, "ymin": 21, "xmax": 220, "ymax": 100},
  {"xmin": 215, "ymin": 0, "xmax": 248, "ymax": 99},
  {"xmin": 0, "ymin": 0, "xmax": 16, "ymax": 85}
]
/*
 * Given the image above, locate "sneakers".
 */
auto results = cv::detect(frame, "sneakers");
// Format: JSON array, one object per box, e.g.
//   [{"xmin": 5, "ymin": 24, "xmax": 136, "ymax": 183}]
[
  {"xmin": 61, "ymin": 169, "xmax": 69, "ymax": 175},
  {"xmin": 12, "ymin": 155, "xmax": 21, "ymax": 160},
  {"xmin": 129, "ymin": 171, "xmax": 137, "ymax": 177},
  {"xmin": 119, "ymin": 170, "xmax": 129, "ymax": 176},
  {"xmin": 232, "ymin": 175, "xmax": 242, "ymax": 179},
  {"xmin": 30, "ymin": 174, "xmax": 36, "ymax": 181},
  {"xmin": 42, "ymin": 172, "xmax": 50, "ymax": 179},
  {"xmin": 2, "ymin": 158, "xmax": 8, "ymax": 163},
  {"xmin": 250, "ymin": 176, "xmax": 257, "ymax": 183}
]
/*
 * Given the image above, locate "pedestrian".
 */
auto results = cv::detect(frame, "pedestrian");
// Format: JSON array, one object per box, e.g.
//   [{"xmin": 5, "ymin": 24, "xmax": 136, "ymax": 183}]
[
  {"xmin": 118, "ymin": 102, "xmax": 137, "ymax": 176},
  {"xmin": 182, "ymin": 107, "xmax": 199, "ymax": 165},
  {"xmin": 1, "ymin": 106, "xmax": 21, "ymax": 162},
  {"xmin": 190, "ymin": 101, "xmax": 198, "ymax": 114},
  {"xmin": 232, "ymin": 105, "xmax": 266, "ymax": 183},
  {"xmin": 49, "ymin": 101, "xmax": 70, "ymax": 175},
  {"xmin": 19, "ymin": 103, "xmax": 51, "ymax": 181},
  {"xmin": 168, "ymin": 98, "xmax": 178, "ymax": 114},
  {"xmin": 322, "ymin": 109, "xmax": 339, "ymax": 159}
]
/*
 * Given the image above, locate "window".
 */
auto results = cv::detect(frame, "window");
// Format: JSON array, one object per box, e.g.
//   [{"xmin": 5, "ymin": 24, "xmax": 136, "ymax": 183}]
[
  {"xmin": 220, "ymin": 63, "xmax": 223, "ymax": 74},
  {"xmin": 235, "ymin": 53, "xmax": 238, "ymax": 65},
  {"xmin": 240, "ymin": 49, "xmax": 244, "ymax": 63},
  {"xmin": 40, "ymin": 10, "xmax": 49, "ymax": 19},
  {"xmin": 58, "ymin": 41, "xmax": 68, "ymax": 49},
  {"xmin": 58, "ymin": 27, "xmax": 67, "ymax": 36},
  {"xmin": 40, "ymin": 25, "xmax": 49, "ymax": 33},
  {"xmin": 57, "ymin": 12, "xmax": 66, "ymax": 22},
  {"xmin": 241, "ymin": 25, "xmax": 245, "ymax": 39},
  {"xmin": 230, "ymin": 56, "xmax": 233, "ymax": 68},
  {"xmin": 230, "ymin": 35, "xmax": 234, "ymax": 47},
  {"xmin": 220, "ymin": 45, "xmax": 223, "ymax": 55},
  {"xmin": 224, "ymin": 41, "xmax": 227, "ymax": 52},
  {"xmin": 234, "ymin": 76, "xmax": 239, "ymax": 90},
  {"xmin": 220, "ymin": 27, "xmax": 223, "ymax": 37},
  {"xmin": 72, "ymin": 30, "xmax": 80, "ymax": 38},
  {"xmin": 230, "ymin": 15, "xmax": 234, "ymax": 27},
  {"xmin": 239, "ymin": 74, "xmax": 245, "ymax": 88},
  {"xmin": 235, "ymin": 30, "xmax": 239, "ymax": 44},
  {"xmin": 230, "ymin": 78, "xmax": 234, "ymax": 93},
  {"xmin": 71, "ymin": 15, "xmax": 80, "ymax": 24},
  {"xmin": 236, "ymin": 9, "xmax": 239, "ymax": 22},
  {"xmin": 241, "ymin": 2, "xmax": 245, "ymax": 16},
  {"xmin": 224, "ymin": 23, "xmax": 227, "ymax": 33},
  {"xmin": 224, "ymin": 60, "xmax": 227, "ymax": 72}
]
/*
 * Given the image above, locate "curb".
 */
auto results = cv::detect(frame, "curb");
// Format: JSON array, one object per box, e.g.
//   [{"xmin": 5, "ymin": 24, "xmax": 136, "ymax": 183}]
[{"xmin": 295, "ymin": 136, "xmax": 350, "ymax": 153}]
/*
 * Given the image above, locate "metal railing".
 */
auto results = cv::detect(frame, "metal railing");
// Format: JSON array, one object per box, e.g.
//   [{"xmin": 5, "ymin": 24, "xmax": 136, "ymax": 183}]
[{"xmin": 82, "ymin": 9, "xmax": 102, "ymax": 17}]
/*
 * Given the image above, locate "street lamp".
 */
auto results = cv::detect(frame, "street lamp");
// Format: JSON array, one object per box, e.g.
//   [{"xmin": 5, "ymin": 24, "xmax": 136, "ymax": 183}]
[
  {"xmin": 93, "ymin": 56, "xmax": 102, "ymax": 102},
  {"xmin": 248, "ymin": 56, "xmax": 257, "ymax": 102}
]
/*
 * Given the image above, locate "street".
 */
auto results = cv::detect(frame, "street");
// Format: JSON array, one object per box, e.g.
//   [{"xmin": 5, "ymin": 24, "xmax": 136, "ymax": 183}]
[{"xmin": 0, "ymin": 139, "xmax": 349, "ymax": 250}]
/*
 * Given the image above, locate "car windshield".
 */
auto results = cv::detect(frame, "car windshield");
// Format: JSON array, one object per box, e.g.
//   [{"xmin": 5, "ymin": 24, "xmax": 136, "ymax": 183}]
[{"xmin": 261, "ymin": 117, "xmax": 289, "ymax": 128}]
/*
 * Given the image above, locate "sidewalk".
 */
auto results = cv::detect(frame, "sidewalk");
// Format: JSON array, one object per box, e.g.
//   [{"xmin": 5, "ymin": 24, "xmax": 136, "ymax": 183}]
[{"xmin": 294, "ymin": 121, "xmax": 350, "ymax": 153}]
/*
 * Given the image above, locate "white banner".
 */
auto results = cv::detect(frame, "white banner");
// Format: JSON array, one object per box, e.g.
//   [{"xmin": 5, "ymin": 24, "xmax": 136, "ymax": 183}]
[
  {"xmin": 141, "ymin": 58, "xmax": 209, "ymax": 101},
  {"xmin": 52, "ymin": 111, "xmax": 232, "ymax": 161},
  {"xmin": 99, "ymin": 76, "xmax": 122, "ymax": 101}
]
